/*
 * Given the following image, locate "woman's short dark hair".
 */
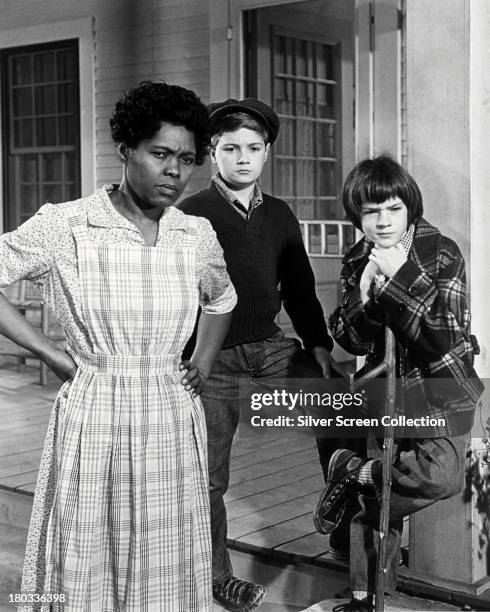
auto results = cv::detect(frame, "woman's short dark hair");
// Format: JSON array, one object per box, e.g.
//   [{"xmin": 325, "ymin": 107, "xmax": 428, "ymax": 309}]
[
  {"xmin": 110, "ymin": 80, "xmax": 210, "ymax": 165},
  {"xmin": 342, "ymin": 156, "xmax": 424, "ymax": 230},
  {"xmin": 210, "ymin": 112, "xmax": 269, "ymax": 147}
]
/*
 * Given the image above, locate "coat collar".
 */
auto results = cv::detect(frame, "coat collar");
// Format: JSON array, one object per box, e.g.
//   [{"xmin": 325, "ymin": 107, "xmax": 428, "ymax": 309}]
[{"xmin": 343, "ymin": 218, "xmax": 441, "ymax": 278}]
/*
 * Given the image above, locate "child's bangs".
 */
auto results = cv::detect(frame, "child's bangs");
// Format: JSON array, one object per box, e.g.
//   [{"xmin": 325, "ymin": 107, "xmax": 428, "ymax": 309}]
[{"xmin": 355, "ymin": 173, "xmax": 401, "ymax": 206}]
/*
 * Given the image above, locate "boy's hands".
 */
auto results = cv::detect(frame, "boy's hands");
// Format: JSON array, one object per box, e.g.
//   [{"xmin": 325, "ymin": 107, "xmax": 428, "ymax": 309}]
[
  {"xmin": 369, "ymin": 244, "xmax": 407, "ymax": 279},
  {"xmin": 360, "ymin": 259, "xmax": 380, "ymax": 304},
  {"xmin": 312, "ymin": 346, "xmax": 349, "ymax": 378}
]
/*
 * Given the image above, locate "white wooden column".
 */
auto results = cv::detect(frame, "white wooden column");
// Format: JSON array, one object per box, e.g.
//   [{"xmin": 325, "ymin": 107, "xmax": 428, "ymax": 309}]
[{"xmin": 404, "ymin": 0, "xmax": 490, "ymax": 597}]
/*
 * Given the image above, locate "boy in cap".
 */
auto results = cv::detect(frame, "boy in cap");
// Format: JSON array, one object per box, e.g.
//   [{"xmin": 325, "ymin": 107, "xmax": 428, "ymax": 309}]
[{"xmin": 180, "ymin": 98, "xmax": 345, "ymax": 611}]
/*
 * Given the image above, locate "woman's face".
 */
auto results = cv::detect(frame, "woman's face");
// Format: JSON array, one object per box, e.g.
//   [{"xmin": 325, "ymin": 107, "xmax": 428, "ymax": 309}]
[
  {"xmin": 360, "ymin": 196, "xmax": 408, "ymax": 248},
  {"xmin": 121, "ymin": 122, "xmax": 197, "ymax": 209},
  {"xmin": 211, "ymin": 127, "xmax": 270, "ymax": 189}
]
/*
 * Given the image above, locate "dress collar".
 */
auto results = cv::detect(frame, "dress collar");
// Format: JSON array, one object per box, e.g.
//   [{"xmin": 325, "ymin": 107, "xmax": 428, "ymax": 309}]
[{"xmin": 86, "ymin": 185, "xmax": 188, "ymax": 233}]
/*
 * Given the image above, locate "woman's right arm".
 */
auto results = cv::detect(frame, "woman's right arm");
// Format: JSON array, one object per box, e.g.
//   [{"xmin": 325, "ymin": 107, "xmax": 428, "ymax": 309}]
[
  {"xmin": 0, "ymin": 204, "xmax": 77, "ymax": 381},
  {"xmin": 0, "ymin": 292, "xmax": 76, "ymax": 381}
]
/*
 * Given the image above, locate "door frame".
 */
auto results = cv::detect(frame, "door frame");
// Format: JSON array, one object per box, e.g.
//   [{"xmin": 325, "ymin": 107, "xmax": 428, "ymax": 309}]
[{"xmin": 209, "ymin": 0, "xmax": 312, "ymax": 102}]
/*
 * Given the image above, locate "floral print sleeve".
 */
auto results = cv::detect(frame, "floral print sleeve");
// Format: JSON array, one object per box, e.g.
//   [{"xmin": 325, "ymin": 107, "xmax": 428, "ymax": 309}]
[
  {"xmin": 0, "ymin": 203, "xmax": 60, "ymax": 287},
  {"xmin": 195, "ymin": 217, "xmax": 237, "ymax": 314}
]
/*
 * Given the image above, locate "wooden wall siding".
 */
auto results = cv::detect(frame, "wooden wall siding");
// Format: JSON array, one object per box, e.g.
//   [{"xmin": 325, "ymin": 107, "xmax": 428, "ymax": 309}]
[
  {"xmin": 0, "ymin": 0, "xmax": 212, "ymax": 196},
  {"xmin": 400, "ymin": 0, "xmax": 408, "ymax": 168}
]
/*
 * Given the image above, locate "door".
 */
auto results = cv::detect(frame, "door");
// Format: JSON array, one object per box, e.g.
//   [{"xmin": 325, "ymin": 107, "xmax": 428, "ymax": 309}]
[{"xmin": 244, "ymin": 1, "xmax": 356, "ymax": 358}]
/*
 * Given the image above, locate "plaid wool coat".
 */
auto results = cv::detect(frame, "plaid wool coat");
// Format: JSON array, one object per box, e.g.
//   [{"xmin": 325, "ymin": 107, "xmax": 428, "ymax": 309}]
[{"xmin": 329, "ymin": 218, "xmax": 484, "ymax": 437}]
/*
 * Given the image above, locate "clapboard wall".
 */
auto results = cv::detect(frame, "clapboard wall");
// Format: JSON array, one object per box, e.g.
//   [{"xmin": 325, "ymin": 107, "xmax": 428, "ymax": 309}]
[{"xmin": 0, "ymin": 0, "xmax": 212, "ymax": 198}]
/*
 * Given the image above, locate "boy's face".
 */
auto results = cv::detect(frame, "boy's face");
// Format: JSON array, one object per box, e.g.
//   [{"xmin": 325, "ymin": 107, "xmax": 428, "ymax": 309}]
[
  {"xmin": 211, "ymin": 127, "xmax": 270, "ymax": 189},
  {"xmin": 360, "ymin": 196, "xmax": 408, "ymax": 248}
]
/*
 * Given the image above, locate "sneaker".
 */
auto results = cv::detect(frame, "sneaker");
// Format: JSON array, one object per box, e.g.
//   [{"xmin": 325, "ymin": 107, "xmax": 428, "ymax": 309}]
[
  {"xmin": 213, "ymin": 576, "xmax": 266, "ymax": 612},
  {"xmin": 313, "ymin": 449, "xmax": 365, "ymax": 535}
]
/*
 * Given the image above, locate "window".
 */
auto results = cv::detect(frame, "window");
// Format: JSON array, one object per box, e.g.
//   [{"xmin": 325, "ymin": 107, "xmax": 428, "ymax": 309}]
[
  {"xmin": 2, "ymin": 40, "xmax": 80, "ymax": 230},
  {"xmin": 271, "ymin": 31, "xmax": 354, "ymax": 256}
]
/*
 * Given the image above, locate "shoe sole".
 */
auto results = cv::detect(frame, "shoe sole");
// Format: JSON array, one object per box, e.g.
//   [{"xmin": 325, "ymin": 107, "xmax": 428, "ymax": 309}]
[
  {"xmin": 326, "ymin": 448, "xmax": 346, "ymax": 483},
  {"xmin": 313, "ymin": 449, "xmax": 356, "ymax": 535}
]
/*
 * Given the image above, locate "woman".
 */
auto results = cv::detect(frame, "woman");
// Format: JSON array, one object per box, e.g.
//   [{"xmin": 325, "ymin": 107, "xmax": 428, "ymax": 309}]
[{"xmin": 0, "ymin": 81, "xmax": 236, "ymax": 611}]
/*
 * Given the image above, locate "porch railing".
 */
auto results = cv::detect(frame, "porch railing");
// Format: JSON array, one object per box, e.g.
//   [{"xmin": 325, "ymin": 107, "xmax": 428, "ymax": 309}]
[{"xmin": 299, "ymin": 219, "xmax": 355, "ymax": 257}]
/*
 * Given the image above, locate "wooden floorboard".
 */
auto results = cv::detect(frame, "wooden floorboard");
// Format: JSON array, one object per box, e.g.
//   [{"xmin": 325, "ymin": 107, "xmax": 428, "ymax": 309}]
[
  {"xmin": 227, "ymin": 459, "xmax": 321, "ymax": 500},
  {"xmin": 233, "ymin": 512, "xmax": 318, "ymax": 550},
  {"xmin": 230, "ymin": 431, "xmax": 286, "ymax": 457},
  {"xmin": 0, "ymin": 423, "xmax": 50, "ymax": 442},
  {"xmin": 226, "ymin": 473, "xmax": 324, "ymax": 519},
  {"xmin": 228, "ymin": 491, "xmax": 318, "ymax": 538},
  {"xmin": 0, "ymin": 470, "xmax": 40, "ymax": 489},
  {"xmin": 0, "ymin": 415, "xmax": 51, "ymax": 433},
  {"xmin": 230, "ymin": 448, "xmax": 319, "ymax": 485},
  {"xmin": 0, "ymin": 449, "xmax": 44, "ymax": 479},
  {"xmin": 274, "ymin": 532, "xmax": 332, "ymax": 558},
  {"xmin": 230, "ymin": 436, "xmax": 313, "ymax": 470},
  {"xmin": 0, "ymin": 435, "xmax": 48, "ymax": 456},
  {"xmin": 0, "ymin": 442, "xmax": 44, "ymax": 460}
]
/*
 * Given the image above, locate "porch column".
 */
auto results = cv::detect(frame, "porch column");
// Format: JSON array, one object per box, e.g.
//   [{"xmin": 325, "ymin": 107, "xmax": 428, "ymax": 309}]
[{"xmin": 406, "ymin": 0, "xmax": 490, "ymax": 597}]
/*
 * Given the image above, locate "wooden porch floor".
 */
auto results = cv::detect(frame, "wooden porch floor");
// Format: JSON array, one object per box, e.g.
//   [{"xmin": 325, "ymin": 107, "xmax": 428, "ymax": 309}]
[{"xmin": 0, "ymin": 358, "xmax": 333, "ymax": 563}]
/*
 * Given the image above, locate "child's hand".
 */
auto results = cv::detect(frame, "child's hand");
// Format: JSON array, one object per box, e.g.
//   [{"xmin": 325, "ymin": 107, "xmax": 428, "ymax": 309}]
[
  {"xmin": 369, "ymin": 243, "xmax": 407, "ymax": 278},
  {"xmin": 360, "ymin": 259, "xmax": 379, "ymax": 304}
]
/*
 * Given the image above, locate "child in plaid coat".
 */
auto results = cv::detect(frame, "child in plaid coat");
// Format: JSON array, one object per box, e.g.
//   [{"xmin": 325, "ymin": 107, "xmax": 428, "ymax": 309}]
[{"xmin": 315, "ymin": 156, "xmax": 483, "ymax": 611}]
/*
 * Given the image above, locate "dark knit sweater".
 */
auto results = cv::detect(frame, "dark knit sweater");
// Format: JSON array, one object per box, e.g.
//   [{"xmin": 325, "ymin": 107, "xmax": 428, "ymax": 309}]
[{"xmin": 179, "ymin": 182, "xmax": 333, "ymax": 352}]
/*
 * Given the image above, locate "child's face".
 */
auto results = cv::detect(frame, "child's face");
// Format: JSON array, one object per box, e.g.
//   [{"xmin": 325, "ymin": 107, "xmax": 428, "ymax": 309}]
[
  {"xmin": 360, "ymin": 196, "xmax": 408, "ymax": 248},
  {"xmin": 211, "ymin": 127, "xmax": 270, "ymax": 189}
]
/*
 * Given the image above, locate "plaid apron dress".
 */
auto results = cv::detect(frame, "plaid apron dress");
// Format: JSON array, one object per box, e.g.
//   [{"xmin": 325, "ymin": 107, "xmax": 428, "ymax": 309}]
[{"xmin": 20, "ymin": 205, "xmax": 212, "ymax": 611}]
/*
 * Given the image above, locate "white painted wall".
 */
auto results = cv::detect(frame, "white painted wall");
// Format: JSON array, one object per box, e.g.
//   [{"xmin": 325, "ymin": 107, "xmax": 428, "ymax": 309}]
[
  {"xmin": 405, "ymin": 0, "xmax": 470, "ymax": 258},
  {"xmin": 0, "ymin": 0, "xmax": 212, "ymax": 209}
]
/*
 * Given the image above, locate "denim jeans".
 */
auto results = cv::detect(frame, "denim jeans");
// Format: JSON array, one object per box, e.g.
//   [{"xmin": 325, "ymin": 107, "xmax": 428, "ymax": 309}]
[
  {"xmin": 201, "ymin": 331, "xmax": 326, "ymax": 584},
  {"xmin": 349, "ymin": 435, "xmax": 465, "ymax": 594}
]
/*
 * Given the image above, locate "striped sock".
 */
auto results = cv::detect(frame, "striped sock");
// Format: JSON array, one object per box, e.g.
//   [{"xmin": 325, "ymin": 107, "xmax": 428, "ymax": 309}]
[{"xmin": 357, "ymin": 460, "xmax": 374, "ymax": 486}]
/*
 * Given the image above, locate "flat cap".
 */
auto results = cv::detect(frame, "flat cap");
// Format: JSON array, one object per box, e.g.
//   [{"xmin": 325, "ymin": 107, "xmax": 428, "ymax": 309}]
[{"xmin": 208, "ymin": 98, "xmax": 280, "ymax": 143}]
